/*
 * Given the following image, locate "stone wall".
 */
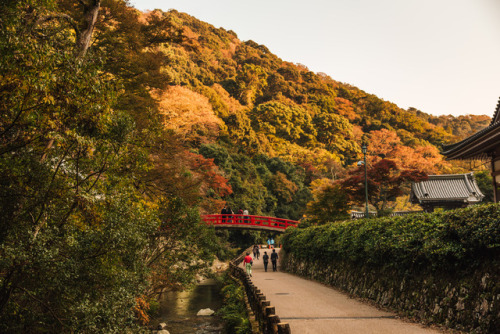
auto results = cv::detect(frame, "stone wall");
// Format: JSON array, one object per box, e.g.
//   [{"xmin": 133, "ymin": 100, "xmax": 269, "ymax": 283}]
[{"xmin": 280, "ymin": 250, "xmax": 499, "ymax": 333}]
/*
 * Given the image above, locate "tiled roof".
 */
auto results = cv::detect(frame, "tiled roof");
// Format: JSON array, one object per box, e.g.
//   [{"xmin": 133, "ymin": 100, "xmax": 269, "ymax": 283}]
[
  {"xmin": 441, "ymin": 121, "xmax": 500, "ymax": 159},
  {"xmin": 411, "ymin": 173, "xmax": 484, "ymax": 203},
  {"xmin": 490, "ymin": 97, "xmax": 500, "ymax": 126}
]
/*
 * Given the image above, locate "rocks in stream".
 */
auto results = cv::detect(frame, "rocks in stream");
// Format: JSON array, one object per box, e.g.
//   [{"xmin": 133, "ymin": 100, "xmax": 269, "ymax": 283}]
[
  {"xmin": 151, "ymin": 322, "xmax": 170, "ymax": 334},
  {"xmin": 196, "ymin": 308, "xmax": 215, "ymax": 316}
]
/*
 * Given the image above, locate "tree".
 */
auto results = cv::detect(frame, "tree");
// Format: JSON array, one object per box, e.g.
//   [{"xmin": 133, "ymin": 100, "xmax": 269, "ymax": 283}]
[
  {"xmin": 0, "ymin": 1, "xmax": 218, "ymax": 331},
  {"xmin": 251, "ymin": 101, "xmax": 316, "ymax": 145},
  {"xmin": 305, "ymin": 181, "xmax": 350, "ymax": 224},
  {"xmin": 341, "ymin": 159, "xmax": 427, "ymax": 214},
  {"xmin": 474, "ymin": 170, "xmax": 494, "ymax": 203},
  {"xmin": 0, "ymin": 1, "xmax": 156, "ymax": 330},
  {"xmin": 153, "ymin": 86, "xmax": 224, "ymax": 145},
  {"xmin": 313, "ymin": 112, "xmax": 359, "ymax": 162}
]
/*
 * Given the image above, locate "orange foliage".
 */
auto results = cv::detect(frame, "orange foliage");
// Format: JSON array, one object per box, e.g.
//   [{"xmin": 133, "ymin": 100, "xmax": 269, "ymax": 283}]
[
  {"xmin": 334, "ymin": 97, "xmax": 358, "ymax": 121},
  {"xmin": 134, "ymin": 297, "xmax": 150, "ymax": 325},
  {"xmin": 153, "ymin": 86, "xmax": 223, "ymax": 144},
  {"xmin": 368, "ymin": 129, "xmax": 450, "ymax": 174}
]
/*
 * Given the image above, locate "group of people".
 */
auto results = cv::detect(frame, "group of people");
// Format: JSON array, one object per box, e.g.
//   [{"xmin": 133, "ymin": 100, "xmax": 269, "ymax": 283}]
[
  {"xmin": 220, "ymin": 206, "xmax": 249, "ymax": 223},
  {"xmin": 243, "ymin": 244, "xmax": 279, "ymax": 276}
]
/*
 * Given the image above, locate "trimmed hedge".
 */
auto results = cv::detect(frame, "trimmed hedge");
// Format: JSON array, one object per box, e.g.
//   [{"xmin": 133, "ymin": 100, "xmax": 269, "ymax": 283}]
[{"xmin": 282, "ymin": 204, "xmax": 500, "ymax": 271}]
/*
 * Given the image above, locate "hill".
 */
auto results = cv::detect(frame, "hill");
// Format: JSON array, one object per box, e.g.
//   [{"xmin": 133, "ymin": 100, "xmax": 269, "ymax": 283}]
[{"xmin": 144, "ymin": 9, "xmax": 490, "ymax": 217}]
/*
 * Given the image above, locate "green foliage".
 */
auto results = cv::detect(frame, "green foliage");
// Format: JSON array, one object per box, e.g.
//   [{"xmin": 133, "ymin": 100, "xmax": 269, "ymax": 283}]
[
  {"xmin": 305, "ymin": 183, "xmax": 350, "ymax": 224},
  {"xmin": 0, "ymin": 1, "xmax": 219, "ymax": 331},
  {"xmin": 474, "ymin": 170, "xmax": 494, "ymax": 203},
  {"xmin": 251, "ymin": 101, "xmax": 316, "ymax": 145},
  {"xmin": 199, "ymin": 145, "xmax": 312, "ymax": 220},
  {"xmin": 218, "ymin": 273, "xmax": 252, "ymax": 334},
  {"xmin": 313, "ymin": 111, "xmax": 359, "ymax": 162},
  {"xmin": 282, "ymin": 204, "xmax": 500, "ymax": 272}
]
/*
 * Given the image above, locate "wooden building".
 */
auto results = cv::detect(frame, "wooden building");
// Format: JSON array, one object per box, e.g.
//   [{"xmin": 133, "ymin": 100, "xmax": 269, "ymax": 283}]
[
  {"xmin": 442, "ymin": 98, "xmax": 500, "ymax": 202},
  {"xmin": 410, "ymin": 173, "xmax": 484, "ymax": 212}
]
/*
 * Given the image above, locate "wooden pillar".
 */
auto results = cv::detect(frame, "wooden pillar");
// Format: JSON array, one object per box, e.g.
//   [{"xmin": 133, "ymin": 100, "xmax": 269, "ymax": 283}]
[
  {"xmin": 277, "ymin": 323, "xmax": 291, "ymax": 334},
  {"xmin": 268, "ymin": 314, "xmax": 281, "ymax": 334}
]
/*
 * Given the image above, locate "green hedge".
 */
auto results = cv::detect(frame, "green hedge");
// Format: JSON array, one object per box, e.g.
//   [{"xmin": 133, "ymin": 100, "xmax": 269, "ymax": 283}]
[{"xmin": 282, "ymin": 204, "xmax": 500, "ymax": 271}]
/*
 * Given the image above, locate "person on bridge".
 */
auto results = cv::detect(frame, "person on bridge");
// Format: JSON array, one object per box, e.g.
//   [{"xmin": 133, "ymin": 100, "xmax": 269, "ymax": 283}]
[
  {"xmin": 262, "ymin": 251, "xmax": 269, "ymax": 272},
  {"xmin": 243, "ymin": 208, "xmax": 249, "ymax": 223},
  {"xmin": 243, "ymin": 252, "xmax": 253, "ymax": 277},
  {"xmin": 237, "ymin": 208, "xmax": 244, "ymax": 224},
  {"xmin": 271, "ymin": 249, "xmax": 278, "ymax": 272},
  {"xmin": 221, "ymin": 206, "xmax": 227, "ymax": 223},
  {"xmin": 253, "ymin": 244, "xmax": 260, "ymax": 259},
  {"xmin": 227, "ymin": 206, "xmax": 234, "ymax": 223}
]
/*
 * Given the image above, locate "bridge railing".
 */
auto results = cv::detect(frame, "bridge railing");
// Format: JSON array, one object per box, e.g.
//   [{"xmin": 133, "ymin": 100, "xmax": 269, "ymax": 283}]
[{"xmin": 202, "ymin": 214, "xmax": 299, "ymax": 230}]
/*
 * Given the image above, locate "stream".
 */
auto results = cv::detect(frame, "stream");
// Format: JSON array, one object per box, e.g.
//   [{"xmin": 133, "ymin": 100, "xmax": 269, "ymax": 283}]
[{"xmin": 152, "ymin": 279, "xmax": 224, "ymax": 334}]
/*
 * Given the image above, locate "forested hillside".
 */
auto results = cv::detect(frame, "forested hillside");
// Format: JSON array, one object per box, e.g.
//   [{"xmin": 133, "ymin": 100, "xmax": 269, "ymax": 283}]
[
  {"xmin": 150, "ymin": 9, "xmax": 491, "ymax": 218},
  {"xmin": 0, "ymin": 0, "xmax": 491, "ymax": 331}
]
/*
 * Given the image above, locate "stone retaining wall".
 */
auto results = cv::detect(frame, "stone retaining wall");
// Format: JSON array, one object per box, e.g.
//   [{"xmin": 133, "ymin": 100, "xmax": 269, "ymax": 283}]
[{"xmin": 280, "ymin": 250, "xmax": 499, "ymax": 333}]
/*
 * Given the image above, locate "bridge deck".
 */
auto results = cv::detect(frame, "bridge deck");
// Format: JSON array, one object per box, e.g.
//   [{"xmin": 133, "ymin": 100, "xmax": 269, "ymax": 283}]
[
  {"xmin": 202, "ymin": 214, "xmax": 299, "ymax": 233},
  {"xmin": 247, "ymin": 248, "xmax": 445, "ymax": 334}
]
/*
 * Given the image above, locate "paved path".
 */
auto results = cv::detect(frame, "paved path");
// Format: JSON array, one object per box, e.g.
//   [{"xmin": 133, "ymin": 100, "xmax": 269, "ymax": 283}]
[{"xmin": 246, "ymin": 248, "xmax": 444, "ymax": 334}]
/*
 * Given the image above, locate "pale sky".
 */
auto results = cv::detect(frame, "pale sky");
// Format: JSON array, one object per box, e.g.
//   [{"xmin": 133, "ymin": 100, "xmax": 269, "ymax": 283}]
[{"xmin": 131, "ymin": 0, "xmax": 500, "ymax": 118}]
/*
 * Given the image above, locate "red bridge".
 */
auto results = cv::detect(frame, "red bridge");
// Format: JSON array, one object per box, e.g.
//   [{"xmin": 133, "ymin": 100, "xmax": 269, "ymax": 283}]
[{"xmin": 202, "ymin": 214, "xmax": 299, "ymax": 233}]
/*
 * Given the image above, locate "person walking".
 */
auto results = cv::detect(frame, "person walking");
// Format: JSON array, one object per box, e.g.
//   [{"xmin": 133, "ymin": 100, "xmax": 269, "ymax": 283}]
[
  {"xmin": 243, "ymin": 252, "xmax": 253, "ymax": 277},
  {"xmin": 253, "ymin": 244, "xmax": 260, "ymax": 260},
  {"xmin": 270, "ymin": 237, "xmax": 275, "ymax": 249},
  {"xmin": 271, "ymin": 249, "xmax": 278, "ymax": 272},
  {"xmin": 262, "ymin": 251, "xmax": 269, "ymax": 272},
  {"xmin": 267, "ymin": 238, "xmax": 271, "ymax": 249}
]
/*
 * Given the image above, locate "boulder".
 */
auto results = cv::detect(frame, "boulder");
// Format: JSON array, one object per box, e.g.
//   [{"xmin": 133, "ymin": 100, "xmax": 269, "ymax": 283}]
[
  {"xmin": 157, "ymin": 323, "xmax": 168, "ymax": 330},
  {"xmin": 196, "ymin": 308, "xmax": 215, "ymax": 316}
]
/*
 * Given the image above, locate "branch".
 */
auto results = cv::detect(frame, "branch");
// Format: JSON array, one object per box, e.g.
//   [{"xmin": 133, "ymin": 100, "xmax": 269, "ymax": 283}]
[
  {"xmin": 32, "ymin": 141, "xmax": 75, "ymax": 242},
  {"xmin": 33, "ymin": 13, "xmax": 80, "ymax": 40},
  {"xmin": 16, "ymin": 286, "xmax": 66, "ymax": 328}
]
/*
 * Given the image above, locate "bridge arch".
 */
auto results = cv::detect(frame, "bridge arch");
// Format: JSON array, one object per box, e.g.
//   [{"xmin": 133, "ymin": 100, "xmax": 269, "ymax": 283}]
[{"xmin": 202, "ymin": 214, "xmax": 299, "ymax": 233}]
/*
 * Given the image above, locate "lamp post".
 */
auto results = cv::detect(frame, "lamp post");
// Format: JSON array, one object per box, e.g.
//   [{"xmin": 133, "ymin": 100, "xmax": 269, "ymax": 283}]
[{"xmin": 362, "ymin": 144, "xmax": 369, "ymax": 218}]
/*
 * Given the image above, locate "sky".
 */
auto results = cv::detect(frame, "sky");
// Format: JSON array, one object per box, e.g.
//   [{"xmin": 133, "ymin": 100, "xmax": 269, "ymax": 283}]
[{"xmin": 131, "ymin": 0, "xmax": 500, "ymax": 118}]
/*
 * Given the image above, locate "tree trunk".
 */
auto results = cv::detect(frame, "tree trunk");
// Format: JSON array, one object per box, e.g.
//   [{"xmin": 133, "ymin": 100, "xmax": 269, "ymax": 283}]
[{"xmin": 76, "ymin": 0, "xmax": 101, "ymax": 59}]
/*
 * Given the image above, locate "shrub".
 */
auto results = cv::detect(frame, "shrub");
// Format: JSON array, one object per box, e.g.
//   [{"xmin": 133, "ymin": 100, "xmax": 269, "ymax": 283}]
[{"xmin": 282, "ymin": 204, "xmax": 500, "ymax": 271}]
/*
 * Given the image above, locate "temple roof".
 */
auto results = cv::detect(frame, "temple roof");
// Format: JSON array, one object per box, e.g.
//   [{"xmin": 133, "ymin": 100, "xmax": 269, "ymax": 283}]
[
  {"xmin": 442, "ymin": 97, "xmax": 500, "ymax": 160},
  {"xmin": 410, "ymin": 173, "xmax": 484, "ymax": 204},
  {"xmin": 490, "ymin": 97, "xmax": 500, "ymax": 126}
]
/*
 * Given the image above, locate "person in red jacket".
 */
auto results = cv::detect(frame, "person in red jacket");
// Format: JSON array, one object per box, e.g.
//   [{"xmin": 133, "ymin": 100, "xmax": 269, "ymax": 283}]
[{"xmin": 243, "ymin": 252, "xmax": 253, "ymax": 277}]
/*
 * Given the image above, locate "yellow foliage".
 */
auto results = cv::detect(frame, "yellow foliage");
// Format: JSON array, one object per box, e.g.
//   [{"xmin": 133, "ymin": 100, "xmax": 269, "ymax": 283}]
[{"xmin": 309, "ymin": 178, "xmax": 333, "ymax": 195}]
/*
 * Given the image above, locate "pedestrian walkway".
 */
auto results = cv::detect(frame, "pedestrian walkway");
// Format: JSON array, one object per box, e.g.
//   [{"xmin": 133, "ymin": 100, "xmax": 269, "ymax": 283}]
[{"xmin": 247, "ymin": 248, "xmax": 443, "ymax": 334}]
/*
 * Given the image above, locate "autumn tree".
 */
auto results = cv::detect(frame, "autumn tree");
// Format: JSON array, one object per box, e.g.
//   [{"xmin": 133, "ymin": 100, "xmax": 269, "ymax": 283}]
[
  {"xmin": 305, "ymin": 180, "xmax": 350, "ymax": 224},
  {"xmin": 153, "ymin": 86, "xmax": 224, "ymax": 145},
  {"xmin": 0, "ymin": 1, "xmax": 219, "ymax": 331},
  {"xmin": 341, "ymin": 159, "xmax": 427, "ymax": 214}
]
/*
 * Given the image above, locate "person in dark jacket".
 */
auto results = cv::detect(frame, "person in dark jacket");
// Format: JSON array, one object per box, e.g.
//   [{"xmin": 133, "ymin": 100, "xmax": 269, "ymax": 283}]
[
  {"xmin": 221, "ymin": 206, "xmax": 227, "ymax": 223},
  {"xmin": 262, "ymin": 251, "xmax": 269, "ymax": 272},
  {"xmin": 271, "ymin": 249, "xmax": 278, "ymax": 272},
  {"xmin": 253, "ymin": 244, "xmax": 260, "ymax": 259}
]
